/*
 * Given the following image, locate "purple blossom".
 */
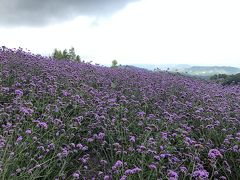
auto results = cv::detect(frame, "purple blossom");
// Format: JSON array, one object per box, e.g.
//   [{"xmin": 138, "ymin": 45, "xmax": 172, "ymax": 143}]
[
  {"xmin": 15, "ymin": 89, "xmax": 23, "ymax": 96},
  {"xmin": 112, "ymin": 160, "xmax": 123, "ymax": 170},
  {"xmin": 148, "ymin": 164, "xmax": 157, "ymax": 170},
  {"xmin": 25, "ymin": 129, "xmax": 32, "ymax": 134},
  {"xmin": 120, "ymin": 175, "xmax": 127, "ymax": 180},
  {"xmin": 131, "ymin": 167, "xmax": 141, "ymax": 173},
  {"xmin": 97, "ymin": 132, "xmax": 105, "ymax": 140},
  {"xmin": 180, "ymin": 166, "xmax": 187, "ymax": 173},
  {"xmin": 16, "ymin": 136, "xmax": 23, "ymax": 142},
  {"xmin": 104, "ymin": 175, "xmax": 110, "ymax": 180},
  {"xmin": 62, "ymin": 90, "xmax": 69, "ymax": 96},
  {"xmin": 161, "ymin": 132, "xmax": 168, "ymax": 140},
  {"xmin": 72, "ymin": 172, "xmax": 80, "ymax": 179},
  {"xmin": 38, "ymin": 122, "xmax": 48, "ymax": 129},
  {"xmin": 20, "ymin": 107, "xmax": 34, "ymax": 115},
  {"xmin": 137, "ymin": 111, "xmax": 146, "ymax": 118},
  {"xmin": 168, "ymin": 170, "xmax": 178, "ymax": 180},
  {"xmin": 208, "ymin": 149, "xmax": 223, "ymax": 159},
  {"xmin": 192, "ymin": 169, "xmax": 209, "ymax": 179},
  {"xmin": 125, "ymin": 167, "xmax": 141, "ymax": 175},
  {"xmin": 114, "ymin": 160, "xmax": 123, "ymax": 167},
  {"xmin": 76, "ymin": 143, "xmax": 84, "ymax": 149},
  {"xmin": 129, "ymin": 136, "xmax": 136, "ymax": 143}
]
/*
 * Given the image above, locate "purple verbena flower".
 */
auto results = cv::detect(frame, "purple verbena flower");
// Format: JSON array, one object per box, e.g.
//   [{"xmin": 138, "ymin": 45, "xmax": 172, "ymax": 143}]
[
  {"xmin": 112, "ymin": 160, "xmax": 123, "ymax": 170},
  {"xmin": 148, "ymin": 164, "xmax": 157, "ymax": 170},
  {"xmin": 192, "ymin": 169, "xmax": 209, "ymax": 179},
  {"xmin": 15, "ymin": 89, "xmax": 23, "ymax": 96},
  {"xmin": 168, "ymin": 170, "xmax": 178, "ymax": 180},
  {"xmin": 208, "ymin": 149, "xmax": 223, "ymax": 159},
  {"xmin": 38, "ymin": 122, "xmax": 48, "ymax": 129},
  {"xmin": 25, "ymin": 129, "xmax": 32, "ymax": 134},
  {"xmin": 129, "ymin": 136, "xmax": 136, "ymax": 143},
  {"xmin": 72, "ymin": 172, "xmax": 80, "ymax": 179},
  {"xmin": 17, "ymin": 136, "xmax": 23, "ymax": 142}
]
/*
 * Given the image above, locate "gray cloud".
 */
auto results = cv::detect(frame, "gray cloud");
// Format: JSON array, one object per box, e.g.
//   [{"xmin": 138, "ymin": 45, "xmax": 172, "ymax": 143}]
[{"xmin": 0, "ymin": 0, "xmax": 139, "ymax": 27}]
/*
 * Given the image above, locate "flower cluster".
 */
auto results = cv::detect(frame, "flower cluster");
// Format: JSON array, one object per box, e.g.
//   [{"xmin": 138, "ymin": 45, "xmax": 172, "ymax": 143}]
[
  {"xmin": 208, "ymin": 149, "xmax": 223, "ymax": 159},
  {"xmin": 0, "ymin": 47, "xmax": 239, "ymax": 179}
]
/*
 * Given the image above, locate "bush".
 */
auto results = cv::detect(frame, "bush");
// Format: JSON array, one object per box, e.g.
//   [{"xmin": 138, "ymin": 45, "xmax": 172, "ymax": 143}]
[{"xmin": 223, "ymin": 73, "xmax": 240, "ymax": 85}]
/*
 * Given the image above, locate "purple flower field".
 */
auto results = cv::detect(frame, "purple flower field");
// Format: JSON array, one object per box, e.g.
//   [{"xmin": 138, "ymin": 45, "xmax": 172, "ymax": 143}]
[{"xmin": 0, "ymin": 48, "xmax": 240, "ymax": 179}]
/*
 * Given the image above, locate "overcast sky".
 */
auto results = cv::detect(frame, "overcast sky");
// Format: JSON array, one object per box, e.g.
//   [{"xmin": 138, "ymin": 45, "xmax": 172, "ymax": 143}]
[{"xmin": 1, "ymin": 0, "xmax": 240, "ymax": 67}]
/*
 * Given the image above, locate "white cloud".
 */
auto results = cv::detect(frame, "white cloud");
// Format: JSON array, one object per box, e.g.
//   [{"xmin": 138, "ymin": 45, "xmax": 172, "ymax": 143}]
[{"xmin": 1, "ymin": 0, "xmax": 240, "ymax": 67}]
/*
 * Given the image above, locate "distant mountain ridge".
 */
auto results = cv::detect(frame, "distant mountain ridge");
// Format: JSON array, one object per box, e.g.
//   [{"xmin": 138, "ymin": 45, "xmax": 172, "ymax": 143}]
[
  {"xmin": 179, "ymin": 66, "xmax": 240, "ymax": 76},
  {"xmin": 130, "ymin": 64, "xmax": 240, "ymax": 76}
]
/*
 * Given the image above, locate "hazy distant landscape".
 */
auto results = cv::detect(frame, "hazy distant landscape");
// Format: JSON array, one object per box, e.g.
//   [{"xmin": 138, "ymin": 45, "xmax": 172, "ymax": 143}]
[{"xmin": 128, "ymin": 64, "xmax": 240, "ymax": 77}]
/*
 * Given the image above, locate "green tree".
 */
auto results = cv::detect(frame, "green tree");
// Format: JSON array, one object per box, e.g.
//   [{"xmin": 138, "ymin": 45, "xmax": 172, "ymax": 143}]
[
  {"xmin": 69, "ymin": 47, "xmax": 76, "ymax": 60},
  {"xmin": 111, "ymin": 59, "xmax": 118, "ymax": 67},
  {"xmin": 52, "ymin": 49, "xmax": 63, "ymax": 60},
  {"xmin": 52, "ymin": 47, "xmax": 81, "ymax": 62},
  {"xmin": 62, "ymin": 49, "xmax": 69, "ymax": 59},
  {"xmin": 76, "ymin": 55, "xmax": 81, "ymax": 62},
  {"xmin": 223, "ymin": 73, "xmax": 240, "ymax": 85}
]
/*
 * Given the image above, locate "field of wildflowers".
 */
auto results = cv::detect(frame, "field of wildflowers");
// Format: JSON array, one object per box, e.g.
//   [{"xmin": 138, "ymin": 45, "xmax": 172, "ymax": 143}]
[{"xmin": 0, "ymin": 48, "xmax": 240, "ymax": 179}]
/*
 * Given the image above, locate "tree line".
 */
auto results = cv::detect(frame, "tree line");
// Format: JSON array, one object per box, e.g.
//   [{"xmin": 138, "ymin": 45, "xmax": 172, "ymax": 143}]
[
  {"xmin": 51, "ymin": 47, "xmax": 119, "ymax": 68},
  {"xmin": 210, "ymin": 73, "xmax": 240, "ymax": 85},
  {"xmin": 52, "ymin": 47, "xmax": 81, "ymax": 62}
]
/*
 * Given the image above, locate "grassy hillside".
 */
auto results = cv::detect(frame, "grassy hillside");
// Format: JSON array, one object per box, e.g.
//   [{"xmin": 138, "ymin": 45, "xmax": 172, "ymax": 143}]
[{"xmin": 0, "ymin": 48, "xmax": 240, "ymax": 179}]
